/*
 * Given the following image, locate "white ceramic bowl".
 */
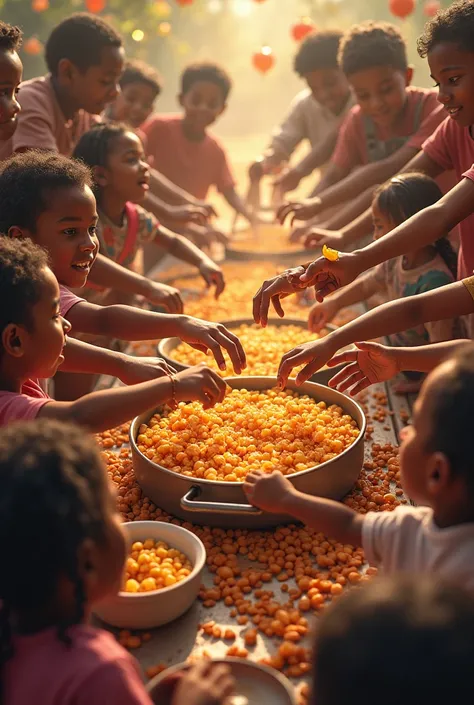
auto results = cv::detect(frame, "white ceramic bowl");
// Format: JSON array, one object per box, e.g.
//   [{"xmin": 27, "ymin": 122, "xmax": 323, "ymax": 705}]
[{"xmin": 93, "ymin": 521, "xmax": 206, "ymax": 630}]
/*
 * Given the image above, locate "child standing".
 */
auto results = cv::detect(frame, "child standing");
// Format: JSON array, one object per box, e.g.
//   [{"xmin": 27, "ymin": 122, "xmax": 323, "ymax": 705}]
[
  {"xmin": 0, "ymin": 419, "xmax": 235, "ymax": 704},
  {"xmin": 248, "ymin": 31, "xmax": 353, "ymax": 196},
  {"xmin": 278, "ymin": 21, "xmax": 447, "ymax": 236},
  {"xmin": 244, "ymin": 343, "xmax": 474, "ymax": 589}
]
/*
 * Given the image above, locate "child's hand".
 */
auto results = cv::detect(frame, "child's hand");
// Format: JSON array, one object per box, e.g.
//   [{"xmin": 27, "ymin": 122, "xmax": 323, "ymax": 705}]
[
  {"xmin": 178, "ymin": 317, "xmax": 247, "ymax": 374},
  {"xmin": 168, "ymin": 204, "xmax": 214, "ymax": 227},
  {"xmin": 289, "ymin": 223, "xmax": 312, "ymax": 243},
  {"xmin": 244, "ymin": 470, "xmax": 296, "ymax": 514},
  {"xmin": 253, "ymin": 267, "xmax": 308, "ymax": 327},
  {"xmin": 145, "ymin": 282, "xmax": 184, "ymax": 314},
  {"xmin": 199, "ymin": 261, "xmax": 226, "ymax": 299},
  {"xmin": 118, "ymin": 355, "xmax": 177, "ymax": 385},
  {"xmin": 170, "ymin": 662, "xmax": 235, "ymax": 705},
  {"xmin": 277, "ymin": 197, "xmax": 323, "ymax": 226},
  {"xmin": 298, "ymin": 252, "xmax": 362, "ymax": 303},
  {"xmin": 304, "ymin": 228, "xmax": 345, "ymax": 250},
  {"xmin": 273, "ymin": 167, "xmax": 302, "ymax": 194},
  {"xmin": 174, "ymin": 364, "xmax": 228, "ymax": 409},
  {"xmin": 327, "ymin": 341, "xmax": 400, "ymax": 396},
  {"xmin": 308, "ymin": 300, "xmax": 337, "ymax": 333},
  {"xmin": 277, "ymin": 337, "xmax": 338, "ymax": 388}
]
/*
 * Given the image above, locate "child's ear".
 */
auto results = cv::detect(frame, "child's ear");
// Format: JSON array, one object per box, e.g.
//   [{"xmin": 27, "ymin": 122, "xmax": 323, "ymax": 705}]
[
  {"xmin": 92, "ymin": 165, "xmax": 109, "ymax": 188},
  {"xmin": 2, "ymin": 323, "xmax": 26, "ymax": 358},
  {"xmin": 427, "ymin": 451, "xmax": 450, "ymax": 494},
  {"xmin": 56, "ymin": 58, "xmax": 78, "ymax": 85},
  {"xmin": 8, "ymin": 225, "xmax": 28, "ymax": 240},
  {"xmin": 405, "ymin": 66, "xmax": 414, "ymax": 86}
]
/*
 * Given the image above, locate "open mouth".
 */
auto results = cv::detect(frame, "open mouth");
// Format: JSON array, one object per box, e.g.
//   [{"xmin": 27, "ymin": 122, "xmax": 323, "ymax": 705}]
[
  {"xmin": 447, "ymin": 106, "xmax": 462, "ymax": 117},
  {"xmin": 71, "ymin": 260, "xmax": 93, "ymax": 272}
]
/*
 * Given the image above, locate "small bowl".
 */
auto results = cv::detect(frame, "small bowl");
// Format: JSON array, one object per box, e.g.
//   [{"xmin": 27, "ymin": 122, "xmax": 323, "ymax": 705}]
[
  {"xmin": 93, "ymin": 521, "xmax": 206, "ymax": 630},
  {"xmin": 147, "ymin": 658, "xmax": 296, "ymax": 705}
]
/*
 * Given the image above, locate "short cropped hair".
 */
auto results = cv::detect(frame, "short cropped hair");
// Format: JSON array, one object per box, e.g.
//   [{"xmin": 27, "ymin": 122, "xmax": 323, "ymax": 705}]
[
  {"xmin": 120, "ymin": 59, "xmax": 162, "ymax": 98},
  {"xmin": 45, "ymin": 13, "xmax": 122, "ymax": 75},
  {"xmin": 180, "ymin": 62, "xmax": 232, "ymax": 102},
  {"xmin": 339, "ymin": 21, "xmax": 408, "ymax": 76},
  {"xmin": 294, "ymin": 30, "xmax": 343, "ymax": 76}
]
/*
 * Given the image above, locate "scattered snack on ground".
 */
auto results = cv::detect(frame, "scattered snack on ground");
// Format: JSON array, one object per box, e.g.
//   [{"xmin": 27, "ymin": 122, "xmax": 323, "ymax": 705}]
[
  {"xmin": 137, "ymin": 388, "xmax": 360, "ymax": 481},
  {"xmin": 122, "ymin": 538, "xmax": 193, "ymax": 592},
  {"xmin": 169, "ymin": 323, "xmax": 326, "ymax": 376}
]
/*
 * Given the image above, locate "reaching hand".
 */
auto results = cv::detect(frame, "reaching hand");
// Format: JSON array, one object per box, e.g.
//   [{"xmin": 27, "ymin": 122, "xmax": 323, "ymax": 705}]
[
  {"xmin": 244, "ymin": 470, "xmax": 296, "ymax": 514},
  {"xmin": 154, "ymin": 662, "xmax": 235, "ymax": 705},
  {"xmin": 327, "ymin": 341, "xmax": 400, "ymax": 396},
  {"xmin": 178, "ymin": 316, "xmax": 247, "ymax": 374},
  {"xmin": 145, "ymin": 282, "xmax": 184, "ymax": 314},
  {"xmin": 297, "ymin": 252, "xmax": 362, "ymax": 302},
  {"xmin": 289, "ymin": 223, "xmax": 312, "ymax": 244},
  {"xmin": 252, "ymin": 266, "xmax": 307, "ymax": 327},
  {"xmin": 199, "ymin": 261, "xmax": 226, "ymax": 299},
  {"xmin": 174, "ymin": 364, "xmax": 228, "ymax": 409},
  {"xmin": 277, "ymin": 337, "xmax": 338, "ymax": 388},
  {"xmin": 277, "ymin": 197, "xmax": 323, "ymax": 226},
  {"xmin": 308, "ymin": 300, "xmax": 337, "ymax": 333},
  {"xmin": 168, "ymin": 204, "xmax": 214, "ymax": 227},
  {"xmin": 273, "ymin": 167, "xmax": 302, "ymax": 194},
  {"xmin": 119, "ymin": 355, "xmax": 177, "ymax": 385},
  {"xmin": 304, "ymin": 228, "xmax": 345, "ymax": 250}
]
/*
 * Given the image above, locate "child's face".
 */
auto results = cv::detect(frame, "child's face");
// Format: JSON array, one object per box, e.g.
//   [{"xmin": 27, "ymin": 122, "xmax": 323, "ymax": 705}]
[
  {"xmin": 64, "ymin": 45, "xmax": 125, "ymax": 116},
  {"xmin": 111, "ymin": 81, "xmax": 156, "ymax": 129},
  {"xmin": 179, "ymin": 80, "xmax": 226, "ymax": 134},
  {"xmin": 15, "ymin": 185, "xmax": 99, "ymax": 290},
  {"xmin": 372, "ymin": 199, "xmax": 395, "ymax": 240},
  {"xmin": 0, "ymin": 49, "xmax": 22, "ymax": 140},
  {"xmin": 428, "ymin": 42, "xmax": 474, "ymax": 129},
  {"xmin": 304, "ymin": 68, "xmax": 350, "ymax": 115},
  {"xmin": 18, "ymin": 266, "xmax": 71, "ymax": 379},
  {"xmin": 99, "ymin": 131, "xmax": 150, "ymax": 205},
  {"xmin": 349, "ymin": 65, "xmax": 412, "ymax": 130}
]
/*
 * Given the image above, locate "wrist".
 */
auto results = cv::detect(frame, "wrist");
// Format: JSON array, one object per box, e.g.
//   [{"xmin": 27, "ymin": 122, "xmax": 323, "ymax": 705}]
[{"xmin": 111, "ymin": 351, "xmax": 133, "ymax": 382}]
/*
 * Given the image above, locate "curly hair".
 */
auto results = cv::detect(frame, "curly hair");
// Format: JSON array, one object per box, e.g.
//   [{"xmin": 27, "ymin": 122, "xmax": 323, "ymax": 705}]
[
  {"xmin": 0, "ymin": 237, "xmax": 49, "ymax": 351},
  {"xmin": 418, "ymin": 0, "xmax": 474, "ymax": 57},
  {"xmin": 45, "ymin": 13, "xmax": 122, "ymax": 75},
  {"xmin": 0, "ymin": 419, "xmax": 111, "ymax": 698},
  {"xmin": 339, "ymin": 21, "xmax": 408, "ymax": 76},
  {"xmin": 0, "ymin": 151, "xmax": 93, "ymax": 234},
  {"xmin": 181, "ymin": 61, "xmax": 232, "ymax": 102},
  {"xmin": 120, "ymin": 58, "xmax": 162, "ymax": 98},
  {"xmin": 374, "ymin": 172, "xmax": 457, "ymax": 278},
  {"xmin": 294, "ymin": 30, "xmax": 343, "ymax": 76},
  {"xmin": 0, "ymin": 21, "xmax": 22, "ymax": 53},
  {"xmin": 312, "ymin": 576, "xmax": 474, "ymax": 705}
]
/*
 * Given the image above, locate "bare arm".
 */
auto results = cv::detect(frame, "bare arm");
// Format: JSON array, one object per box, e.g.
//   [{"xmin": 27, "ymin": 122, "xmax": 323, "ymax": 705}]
[
  {"xmin": 148, "ymin": 166, "xmax": 199, "ymax": 206},
  {"xmin": 60, "ymin": 337, "xmax": 125, "ymax": 377},
  {"xmin": 88, "ymin": 254, "xmax": 155, "ymax": 299},
  {"xmin": 311, "ymin": 162, "xmax": 348, "ymax": 197},
  {"xmin": 156, "ymin": 227, "xmax": 215, "ymax": 270},
  {"xmin": 387, "ymin": 340, "xmax": 472, "ymax": 372},
  {"xmin": 292, "ymin": 129, "xmax": 339, "ymax": 178},
  {"xmin": 222, "ymin": 187, "xmax": 253, "ymax": 223},
  {"xmin": 326, "ymin": 272, "xmax": 381, "ymax": 310}
]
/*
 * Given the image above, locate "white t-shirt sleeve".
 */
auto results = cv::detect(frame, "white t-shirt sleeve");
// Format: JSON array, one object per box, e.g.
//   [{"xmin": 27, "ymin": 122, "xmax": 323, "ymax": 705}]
[{"xmin": 362, "ymin": 506, "xmax": 426, "ymax": 571}]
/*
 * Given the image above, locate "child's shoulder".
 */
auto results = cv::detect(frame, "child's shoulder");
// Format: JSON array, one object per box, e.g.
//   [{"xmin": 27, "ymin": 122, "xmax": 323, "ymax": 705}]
[
  {"xmin": 67, "ymin": 625, "xmax": 131, "ymax": 665},
  {"xmin": 142, "ymin": 112, "xmax": 182, "ymax": 133},
  {"xmin": 17, "ymin": 74, "xmax": 54, "ymax": 107}
]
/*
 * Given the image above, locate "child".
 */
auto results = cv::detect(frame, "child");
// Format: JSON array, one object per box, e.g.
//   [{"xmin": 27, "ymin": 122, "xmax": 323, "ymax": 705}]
[
  {"xmin": 0, "ymin": 418, "xmax": 235, "ymax": 704},
  {"xmin": 0, "ymin": 151, "xmax": 246, "ymax": 390},
  {"xmin": 248, "ymin": 31, "xmax": 353, "ymax": 196},
  {"xmin": 308, "ymin": 173, "xmax": 462, "ymax": 391},
  {"xmin": 0, "ymin": 21, "xmax": 22, "ymax": 141},
  {"xmin": 277, "ymin": 21, "xmax": 446, "ymax": 236},
  {"xmin": 73, "ymin": 122, "xmax": 225, "ymax": 301},
  {"xmin": 142, "ymin": 62, "xmax": 253, "ymax": 220},
  {"xmin": 244, "ymin": 343, "xmax": 474, "ymax": 589},
  {"xmin": 0, "ymin": 238, "xmax": 230, "ymax": 429},
  {"xmin": 312, "ymin": 577, "xmax": 474, "ymax": 705},
  {"xmin": 106, "ymin": 58, "xmax": 162, "ymax": 130}
]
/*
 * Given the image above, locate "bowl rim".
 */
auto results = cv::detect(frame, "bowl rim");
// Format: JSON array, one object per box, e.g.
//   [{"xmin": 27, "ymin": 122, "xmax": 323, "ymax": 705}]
[
  {"xmin": 117, "ymin": 520, "xmax": 206, "ymax": 599},
  {"xmin": 131, "ymin": 376, "xmax": 366, "ymax": 488}
]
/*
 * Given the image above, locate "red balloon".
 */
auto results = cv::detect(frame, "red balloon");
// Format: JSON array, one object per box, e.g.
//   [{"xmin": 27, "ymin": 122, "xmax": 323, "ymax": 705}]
[
  {"xmin": 389, "ymin": 0, "xmax": 415, "ymax": 19},
  {"xmin": 291, "ymin": 19, "xmax": 316, "ymax": 42},
  {"xmin": 32, "ymin": 0, "xmax": 49, "ymax": 11},
  {"xmin": 85, "ymin": 0, "xmax": 106, "ymax": 12},
  {"xmin": 252, "ymin": 48, "xmax": 275, "ymax": 74},
  {"xmin": 423, "ymin": 0, "xmax": 441, "ymax": 17},
  {"xmin": 24, "ymin": 37, "xmax": 43, "ymax": 55},
  {"xmin": 175, "ymin": 0, "xmax": 194, "ymax": 5}
]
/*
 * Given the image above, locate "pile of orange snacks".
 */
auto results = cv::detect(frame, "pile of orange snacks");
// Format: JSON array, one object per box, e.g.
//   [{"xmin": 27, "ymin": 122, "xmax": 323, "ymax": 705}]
[
  {"xmin": 169, "ymin": 322, "xmax": 325, "ymax": 377},
  {"xmin": 123, "ymin": 538, "xmax": 193, "ymax": 593},
  {"xmin": 136, "ymin": 388, "xmax": 360, "ymax": 481}
]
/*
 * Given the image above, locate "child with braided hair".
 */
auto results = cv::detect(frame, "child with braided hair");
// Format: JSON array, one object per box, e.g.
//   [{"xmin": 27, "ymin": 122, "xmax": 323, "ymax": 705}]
[{"xmin": 0, "ymin": 419, "xmax": 235, "ymax": 705}]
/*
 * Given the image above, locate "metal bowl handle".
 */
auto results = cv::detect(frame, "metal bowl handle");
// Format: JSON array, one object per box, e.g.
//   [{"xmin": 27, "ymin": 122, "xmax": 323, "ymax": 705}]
[{"xmin": 181, "ymin": 486, "xmax": 262, "ymax": 516}]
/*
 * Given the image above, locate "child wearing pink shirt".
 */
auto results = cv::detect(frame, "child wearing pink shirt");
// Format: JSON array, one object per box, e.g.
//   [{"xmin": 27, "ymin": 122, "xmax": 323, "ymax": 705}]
[
  {"xmin": 0, "ymin": 418, "xmax": 234, "ymax": 705},
  {"xmin": 244, "ymin": 343, "xmax": 474, "ymax": 591}
]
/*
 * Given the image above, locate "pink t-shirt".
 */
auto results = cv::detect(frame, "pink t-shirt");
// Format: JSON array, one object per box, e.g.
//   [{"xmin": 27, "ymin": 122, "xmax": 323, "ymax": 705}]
[
  {"xmin": 60, "ymin": 284, "xmax": 85, "ymax": 318},
  {"xmin": 3, "ymin": 624, "xmax": 153, "ymax": 705},
  {"xmin": 423, "ymin": 117, "xmax": 474, "ymax": 279},
  {"xmin": 141, "ymin": 114, "xmax": 235, "ymax": 200},
  {"xmin": 362, "ymin": 505, "xmax": 474, "ymax": 591},
  {"xmin": 331, "ymin": 87, "xmax": 445, "ymax": 171},
  {"xmin": 0, "ymin": 378, "xmax": 50, "ymax": 425},
  {"xmin": 0, "ymin": 74, "xmax": 99, "ymax": 161}
]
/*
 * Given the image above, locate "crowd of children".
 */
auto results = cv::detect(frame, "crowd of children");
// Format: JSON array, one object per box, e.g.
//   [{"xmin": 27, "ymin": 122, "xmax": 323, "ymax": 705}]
[{"xmin": 2, "ymin": 0, "xmax": 474, "ymax": 702}]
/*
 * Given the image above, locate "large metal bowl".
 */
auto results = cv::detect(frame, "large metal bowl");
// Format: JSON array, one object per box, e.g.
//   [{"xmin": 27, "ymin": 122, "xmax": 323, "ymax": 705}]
[
  {"xmin": 226, "ymin": 223, "xmax": 308, "ymax": 263},
  {"xmin": 131, "ymin": 376, "xmax": 366, "ymax": 529},
  {"xmin": 157, "ymin": 317, "xmax": 346, "ymax": 386}
]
